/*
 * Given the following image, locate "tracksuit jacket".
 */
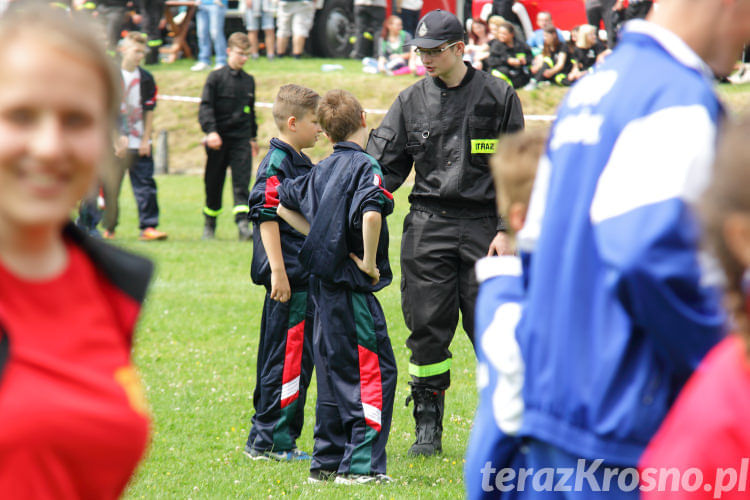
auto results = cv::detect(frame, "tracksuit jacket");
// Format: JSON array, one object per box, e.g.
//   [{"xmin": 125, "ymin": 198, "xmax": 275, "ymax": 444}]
[
  {"xmin": 249, "ymin": 138, "xmax": 313, "ymax": 290},
  {"xmin": 515, "ymin": 20, "xmax": 725, "ymax": 466},
  {"xmin": 280, "ymin": 142, "xmax": 394, "ymax": 293}
]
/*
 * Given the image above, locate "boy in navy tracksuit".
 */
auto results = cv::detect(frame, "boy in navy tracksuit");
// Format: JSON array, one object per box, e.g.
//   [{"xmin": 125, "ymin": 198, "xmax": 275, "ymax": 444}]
[
  {"xmin": 243, "ymin": 84, "xmax": 322, "ymax": 461},
  {"xmin": 277, "ymin": 90, "xmax": 397, "ymax": 485}
]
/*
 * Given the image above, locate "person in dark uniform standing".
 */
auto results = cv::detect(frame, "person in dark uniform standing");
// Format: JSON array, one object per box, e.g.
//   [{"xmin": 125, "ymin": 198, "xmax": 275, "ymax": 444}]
[
  {"xmin": 198, "ymin": 32, "xmax": 259, "ymax": 241},
  {"xmin": 139, "ymin": 0, "xmax": 165, "ymax": 64},
  {"xmin": 366, "ymin": 9, "xmax": 524, "ymax": 457}
]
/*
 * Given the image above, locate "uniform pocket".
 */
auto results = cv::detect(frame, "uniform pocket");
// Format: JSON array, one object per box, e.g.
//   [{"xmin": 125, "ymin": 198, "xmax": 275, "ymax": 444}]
[
  {"xmin": 405, "ymin": 121, "xmax": 430, "ymax": 160},
  {"xmin": 468, "ymin": 115, "xmax": 501, "ymax": 166}
]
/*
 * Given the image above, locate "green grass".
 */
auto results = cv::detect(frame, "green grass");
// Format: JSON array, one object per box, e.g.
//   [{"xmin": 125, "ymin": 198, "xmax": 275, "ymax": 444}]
[
  {"xmin": 115, "ymin": 175, "xmax": 476, "ymax": 499},
  {"xmin": 118, "ymin": 62, "xmax": 750, "ymax": 498}
]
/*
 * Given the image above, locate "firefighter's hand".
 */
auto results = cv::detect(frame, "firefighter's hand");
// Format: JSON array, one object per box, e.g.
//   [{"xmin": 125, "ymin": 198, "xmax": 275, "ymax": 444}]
[
  {"xmin": 205, "ymin": 132, "xmax": 222, "ymax": 150},
  {"xmin": 250, "ymin": 138, "xmax": 259, "ymax": 157},
  {"xmin": 487, "ymin": 231, "xmax": 513, "ymax": 256},
  {"xmin": 350, "ymin": 253, "xmax": 380, "ymax": 285},
  {"xmin": 270, "ymin": 269, "xmax": 291, "ymax": 303}
]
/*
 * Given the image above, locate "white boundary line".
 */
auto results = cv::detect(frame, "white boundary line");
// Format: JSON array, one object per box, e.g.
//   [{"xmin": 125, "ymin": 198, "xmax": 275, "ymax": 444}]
[{"xmin": 159, "ymin": 95, "xmax": 556, "ymax": 121}]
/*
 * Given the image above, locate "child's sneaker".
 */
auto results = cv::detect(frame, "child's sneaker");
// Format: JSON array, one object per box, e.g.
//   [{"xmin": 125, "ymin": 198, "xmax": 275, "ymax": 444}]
[
  {"xmin": 103, "ymin": 230, "xmax": 115, "ymax": 240},
  {"xmin": 243, "ymin": 446, "xmax": 269, "ymax": 461},
  {"xmin": 334, "ymin": 473, "xmax": 393, "ymax": 485},
  {"xmin": 243, "ymin": 444, "xmax": 310, "ymax": 462},
  {"xmin": 139, "ymin": 227, "xmax": 168, "ymax": 241},
  {"xmin": 307, "ymin": 469, "xmax": 337, "ymax": 484}
]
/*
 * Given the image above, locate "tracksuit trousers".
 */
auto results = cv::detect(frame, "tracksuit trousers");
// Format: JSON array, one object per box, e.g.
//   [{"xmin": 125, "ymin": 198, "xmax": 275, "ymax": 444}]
[
  {"xmin": 247, "ymin": 290, "xmax": 314, "ymax": 452},
  {"xmin": 401, "ymin": 210, "xmax": 499, "ymax": 391},
  {"xmin": 309, "ymin": 277, "xmax": 397, "ymax": 475},
  {"xmin": 103, "ymin": 150, "xmax": 160, "ymax": 232},
  {"xmin": 203, "ymin": 138, "xmax": 252, "ymax": 222}
]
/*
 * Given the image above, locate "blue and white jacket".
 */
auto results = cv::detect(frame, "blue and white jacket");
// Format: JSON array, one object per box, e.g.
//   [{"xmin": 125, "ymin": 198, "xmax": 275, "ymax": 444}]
[
  {"xmin": 515, "ymin": 20, "xmax": 725, "ymax": 466},
  {"xmin": 465, "ymin": 256, "xmax": 526, "ymax": 500}
]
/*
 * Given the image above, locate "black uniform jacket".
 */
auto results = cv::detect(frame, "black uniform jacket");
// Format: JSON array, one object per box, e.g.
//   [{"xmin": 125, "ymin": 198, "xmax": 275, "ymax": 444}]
[
  {"xmin": 365, "ymin": 63, "xmax": 524, "ymax": 218},
  {"xmin": 198, "ymin": 65, "xmax": 258, "ymax": 140}
]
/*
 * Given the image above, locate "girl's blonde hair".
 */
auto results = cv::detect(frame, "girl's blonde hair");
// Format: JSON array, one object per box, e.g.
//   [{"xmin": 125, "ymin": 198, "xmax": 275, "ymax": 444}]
[
  {"xmin": 701, "ymin": 117, "xmax": 750, "ymax": 346},
  {"xmin": 0, "ymin": 3, "xmax": 121, "ymax": 128}
]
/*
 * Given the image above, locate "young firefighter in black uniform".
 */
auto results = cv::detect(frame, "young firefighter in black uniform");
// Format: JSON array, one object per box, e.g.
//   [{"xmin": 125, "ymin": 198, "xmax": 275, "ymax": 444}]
[
  {"xmin": 243, "ymin": 84, "xmax": 321, "ymax": 461},
  {"xmin": 198, "ymin": 32, "xmax": 259, "ymax": 241},
  {"xmin": 365, "ymin": 9, "xmax": 525, "ymax": 457},
  {"xmin": 277, "ymin": 90, "xmax": 397, "ymax": 485},
  {"xmin": 487, "ymin": 21, "xmax": 532, "ymax": 88}
]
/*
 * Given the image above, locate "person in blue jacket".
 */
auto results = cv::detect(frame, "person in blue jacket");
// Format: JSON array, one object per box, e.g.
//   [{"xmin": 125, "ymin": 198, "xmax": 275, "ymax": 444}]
[
  {"xmin": 509, "ymin": 0, "xmax": 750, "ymax": 495},
  {"xmin": 277, "ymin": 89, "xmax": 397, "ymax": 485},
  {"xmin": 464, "ymin": 130, "xmax": 545, "ymax": 500},
  {"xmin": 243, "ymin": 84, "xmax": 321, "ymax": 462}
]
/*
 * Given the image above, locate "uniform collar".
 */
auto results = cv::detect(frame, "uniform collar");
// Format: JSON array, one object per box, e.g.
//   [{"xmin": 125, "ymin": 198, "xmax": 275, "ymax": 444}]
[
  {"xmin": 269, "ymin": 137, "xmax": 313, "ymax": 168},
  {"xmin": 333, "ymin": 141, "xmax": 364, "ymax": 152},
  {"xmin": 433, "ymin": 61, "xmax": 475, "ymax": 90},
  {"xmin": 622, "ymin": 20, "xmax": 715, "ymax": 81},
  {"xmin": 225, "ymin": 65, "xmax": 243, "ymax": 77}
]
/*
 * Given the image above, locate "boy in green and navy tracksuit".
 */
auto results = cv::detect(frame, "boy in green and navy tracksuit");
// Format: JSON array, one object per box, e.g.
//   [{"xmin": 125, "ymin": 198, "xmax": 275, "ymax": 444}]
[
  {"xmin": 243, "ymin": 85, "xmax": 321, "ymax": 461},
  {"xmin": 277, "ymin": 90, "xmax": 397, "ymax": 485}
]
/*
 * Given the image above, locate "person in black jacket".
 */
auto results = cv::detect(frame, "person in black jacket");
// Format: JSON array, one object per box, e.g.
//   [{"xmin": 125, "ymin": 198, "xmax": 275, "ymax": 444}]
[
  {"xmin": 198, "ymin": 32, "xmax": 259, "ymax": 241},
  {"xmin": 487, "ymin": 21, "xmax": 532, "ymax": 88},
  {"xmin": 365, "ymin": 9, "xmax": 524, "ymax": 457}
]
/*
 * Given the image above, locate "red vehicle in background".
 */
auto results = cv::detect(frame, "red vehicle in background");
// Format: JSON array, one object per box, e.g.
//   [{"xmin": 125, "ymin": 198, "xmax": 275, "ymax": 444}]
[{"xmin": 226, "ymin": 0, "xmax": 586, "ymax": 57}]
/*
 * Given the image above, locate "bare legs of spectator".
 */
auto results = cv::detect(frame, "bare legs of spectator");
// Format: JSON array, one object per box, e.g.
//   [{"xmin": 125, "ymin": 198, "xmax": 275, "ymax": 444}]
[
  {"xmin": 248, "ymin": 28, "xmax": 275, "ymax": 58},
  {"xmin": 277, "ymin": 35, "xmax": 289, "ymax": 56},
  {"xmin": 292, "ymin": 34, "xmax": 305, "ymax": 56}
]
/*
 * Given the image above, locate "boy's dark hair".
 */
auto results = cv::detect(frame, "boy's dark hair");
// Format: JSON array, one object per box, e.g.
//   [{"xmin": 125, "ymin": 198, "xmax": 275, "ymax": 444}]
[
  {"xmin": 272, "ymin": 84, "xmax": 320, "ymax": 130},
  {"xmin": 317, "ymin": 89, "xmax": 363, "ymax": 144},
  {"xmin": 227, "ymin": 32, "xmax": 251, "ymax": 50}
]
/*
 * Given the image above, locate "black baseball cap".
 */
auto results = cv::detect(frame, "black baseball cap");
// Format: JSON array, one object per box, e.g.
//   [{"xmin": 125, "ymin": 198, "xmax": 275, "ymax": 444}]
[{"xmin": 407, "ymin": 9, "xmax": 465, "ymax": 49}]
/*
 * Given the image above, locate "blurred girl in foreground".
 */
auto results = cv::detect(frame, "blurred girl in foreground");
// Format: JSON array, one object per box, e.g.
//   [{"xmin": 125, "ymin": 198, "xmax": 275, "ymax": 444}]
[{"xmin": 0, "ymin": 5, "xmax": 153, "ymax": 499}]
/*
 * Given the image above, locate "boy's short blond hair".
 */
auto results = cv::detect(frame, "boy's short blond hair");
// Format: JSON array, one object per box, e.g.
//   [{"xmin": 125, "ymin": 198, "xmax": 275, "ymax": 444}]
[
  {"xmin": 227, "ymin": 32, "xmax": 251, "ymax": 50},
  {"xmin": 317, "ymin": 90, "xmax": 363, "ymax": 144},
  {"xmin": 272, "ymin": 84, "xmax": 320, "ymax": 131},
  {"xmin": 490, "ymin": 130, "xmax": 547, "ymax": 224},
  {"xmin": 122, "ymin": 31, "xmax": 147, "ymax": 48}
]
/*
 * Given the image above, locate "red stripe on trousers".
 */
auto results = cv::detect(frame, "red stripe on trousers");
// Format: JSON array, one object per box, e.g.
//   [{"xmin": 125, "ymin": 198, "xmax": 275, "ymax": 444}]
[
  {"xmin": 358, "ymin": 345, "xmax": 383, "ymax": 432},
  {"xmin": 280, "ymin": 320, "xmax": 304, "ymax": 408}
]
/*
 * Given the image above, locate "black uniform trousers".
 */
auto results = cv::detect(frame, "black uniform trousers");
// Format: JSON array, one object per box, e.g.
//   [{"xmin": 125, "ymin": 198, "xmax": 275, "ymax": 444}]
[
  {"xmin": 401, "ymin": 209, "xmax": 498, "ymax": 391},
  {"xmin": 139, "ymin": 0, "xmax": 165, "ymax": 57},
  {"xmin": 309, "ymin": 277, "xmax": 397, "ymax": 475},
  {"xmin": 352, "ymin": 5, "xmax": 385, "ymax": 59},
  {"xmin": 247, "ymin": 290, "xmax": 314, "ymax": 452},
  {"xmin": 203, "ymin": 138, "xmax": 252, "ymax": 222}
]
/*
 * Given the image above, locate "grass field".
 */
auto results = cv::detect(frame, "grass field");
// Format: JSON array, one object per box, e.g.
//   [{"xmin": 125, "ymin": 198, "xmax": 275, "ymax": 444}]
[{"xmin": 116, "ymin": 59, "xmax": 750, "ymax": 499}]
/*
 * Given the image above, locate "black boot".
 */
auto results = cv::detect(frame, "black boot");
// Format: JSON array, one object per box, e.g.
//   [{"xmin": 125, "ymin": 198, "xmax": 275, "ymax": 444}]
[
  {"xmin": 406, "ymin": 386, "xmax": 444, "ymax": 456},
  {"xmin": 145, "ymin": 45, "xmax": 160, "ymax": 65},
  {"xmin": 237, "ymin": 219, "xmax": 252, "ymax": 241},
  {"xmin": 202, "ymin": 215, "xmax": 216, "ymax": 240}
]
